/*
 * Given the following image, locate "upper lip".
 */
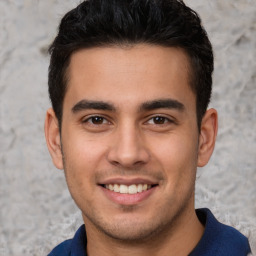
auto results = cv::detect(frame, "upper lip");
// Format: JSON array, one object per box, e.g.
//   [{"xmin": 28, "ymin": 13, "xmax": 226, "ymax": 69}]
[{"xmin": 98, "ymin": 177, "xmax": 159, "ymax": 186}]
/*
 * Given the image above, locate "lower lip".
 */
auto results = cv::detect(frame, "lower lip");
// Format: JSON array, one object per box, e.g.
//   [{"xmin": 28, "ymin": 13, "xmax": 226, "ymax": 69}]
[{"xmin": 100, "ymin": 186, "xmax": 157, "ymax": 205}]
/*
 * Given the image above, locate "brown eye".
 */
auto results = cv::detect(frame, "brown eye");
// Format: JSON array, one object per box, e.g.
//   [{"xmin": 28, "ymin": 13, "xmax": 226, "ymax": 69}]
[
  {"xmin": 147, "ymin": 116, "xmax": 170, "ymax": 125},
  {"xmin": 84, "ymin": 116, "xmax": 108, "ymax": 125},
  {"xmin": 91, "ymin": 116, "xmax": 104, "ymax": 124},
  {"xmin": 152, "ymin": 116, "xmax": 167, "ymax": 124}
]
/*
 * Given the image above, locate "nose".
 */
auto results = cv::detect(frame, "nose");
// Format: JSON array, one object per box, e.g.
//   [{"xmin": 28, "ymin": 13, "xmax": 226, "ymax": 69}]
[{"xmin": 107, "ymin": 123, "xmax": 150, "ymax": 168}]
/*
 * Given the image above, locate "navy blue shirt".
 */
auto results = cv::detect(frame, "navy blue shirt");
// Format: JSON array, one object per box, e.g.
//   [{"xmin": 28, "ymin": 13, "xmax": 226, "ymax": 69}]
[{"xmin": 48, "ymin": 208, "xmax": 251, "ymax": 256}]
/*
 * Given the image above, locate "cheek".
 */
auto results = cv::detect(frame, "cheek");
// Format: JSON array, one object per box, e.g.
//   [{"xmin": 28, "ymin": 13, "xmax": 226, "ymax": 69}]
[
  {"xmin": 61, "ymin": 133, "xmax": 108, "ymax": 194},
  {"xmin": 152, "ymin": 132, "xmax": 198, "ymax": 163},
  {"xmin": 62, "ymin": 142, "xmax": 101, "ymax": 209},
  {"xmin": 149, "ymin": 132, "xmax": 199, "ymax": 184},
  {"xmin": 64, "ymin": 128, "xmax": 107, "ymax": 166}
]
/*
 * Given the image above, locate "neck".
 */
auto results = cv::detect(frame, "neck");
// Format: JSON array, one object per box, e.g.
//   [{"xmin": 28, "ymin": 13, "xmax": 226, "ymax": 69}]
[{"xmin": 85, "ymin": 207, "xmax": 204, "ymax": 256}]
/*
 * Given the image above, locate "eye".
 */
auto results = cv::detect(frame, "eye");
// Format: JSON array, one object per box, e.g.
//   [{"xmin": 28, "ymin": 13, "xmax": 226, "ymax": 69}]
[
  {"xmin": 83, "ymin": 116, "xmax": 109, "ymax": 125},
  {"xmin": 147, "ymin": 116, "xmax": 172, "ymax": 125}
]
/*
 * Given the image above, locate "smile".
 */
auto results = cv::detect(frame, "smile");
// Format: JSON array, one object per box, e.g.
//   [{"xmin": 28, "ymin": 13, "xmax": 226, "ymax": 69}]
[
  {"xmin": 100, "ymin": 181, "xmax": 158, "ymax": 205},
  {"xmin": 104, "ymin": 184, "xmax": 152, "ymax": 194}
]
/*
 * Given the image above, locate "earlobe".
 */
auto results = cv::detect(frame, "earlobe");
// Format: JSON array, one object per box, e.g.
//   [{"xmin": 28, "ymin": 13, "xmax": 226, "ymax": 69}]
[
  {"xmin": 197, "ymin": 108, "xmax": 218, "ymax": 167},
  {"xmin": 44, "ymin": 108, "xmax": 64, "ymax": 169}
]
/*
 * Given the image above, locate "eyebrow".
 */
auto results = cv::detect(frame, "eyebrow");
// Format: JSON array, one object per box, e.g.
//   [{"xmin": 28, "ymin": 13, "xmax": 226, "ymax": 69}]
[
  {"xmin": 139, "ymin": 99, "xmax": 185, "ymax": 112},
  {"xmin": 71, "ymin": 98, "xmax": 184, "ymax": 113},
  {"xmin": 72, "ymin": 100, "xmax": 115, "ymax": 113}
]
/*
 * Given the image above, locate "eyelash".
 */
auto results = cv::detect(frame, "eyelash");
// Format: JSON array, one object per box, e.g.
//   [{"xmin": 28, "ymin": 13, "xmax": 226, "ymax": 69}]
[
  {"xmin": 82, "ymin": 115, "xmax": 174, "ymax": 126},
  {"xmin": 82, "ymin": 115, "xmax": 110, "ymax": 125},
  {"xmin": 146, "ymin": 115, "xmax": 174, "ymax": 125}
]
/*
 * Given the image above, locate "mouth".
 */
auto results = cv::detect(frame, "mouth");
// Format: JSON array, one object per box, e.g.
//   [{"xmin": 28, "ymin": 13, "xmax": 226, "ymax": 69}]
[
  {"xmin": 98, "ymin": 178, "xmax": 159, "ymax": 205},
  {"xmin": 102, "ymin": 183, "xmax": 157, "ymax": 194}
]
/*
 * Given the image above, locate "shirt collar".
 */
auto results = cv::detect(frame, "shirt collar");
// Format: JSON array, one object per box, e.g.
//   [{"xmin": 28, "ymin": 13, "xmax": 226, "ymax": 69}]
[{"xmin": 70, "ymin": 224, "xmax": 87, "ymax": 256}]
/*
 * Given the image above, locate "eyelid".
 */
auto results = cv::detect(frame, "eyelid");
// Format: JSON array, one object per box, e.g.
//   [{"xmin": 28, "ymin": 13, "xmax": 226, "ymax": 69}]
[
  {"xmin": 82, "ymin": 115, "xmax": 111, "ymax": 125},
  {"xmin": 145, "ymin": 114, "xmax": 176, "ymax": 125},
  {"xmin": 81, "ymin": 114, "xmax": 176, "ymax": 125}
]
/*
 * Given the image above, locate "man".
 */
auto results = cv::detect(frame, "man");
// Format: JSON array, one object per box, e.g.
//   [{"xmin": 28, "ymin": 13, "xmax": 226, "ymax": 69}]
[{"xmin": 44, "ymin": 0, "xmax": 251, "ymax": 255}]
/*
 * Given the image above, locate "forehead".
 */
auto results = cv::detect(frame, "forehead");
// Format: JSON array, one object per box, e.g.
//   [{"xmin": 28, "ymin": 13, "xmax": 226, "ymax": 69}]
[{"xmin": 64, "ymin": 44, "xmax": 195, "ymax": 110}]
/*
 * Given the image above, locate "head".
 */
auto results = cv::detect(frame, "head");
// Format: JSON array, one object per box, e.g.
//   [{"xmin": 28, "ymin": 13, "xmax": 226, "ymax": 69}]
[
  {"xmin": 48, "ymin": 0, "xmax": 214, "ymax": 131},
  {"xmin": 45, "ymin": 0, "xmax": 217, "ymax": 248}
]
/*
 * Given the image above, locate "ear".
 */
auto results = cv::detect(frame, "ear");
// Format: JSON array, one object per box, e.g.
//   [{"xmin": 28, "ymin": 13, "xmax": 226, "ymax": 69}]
[
  {"xmin": 44, "ymin": 108, "xmax": 64, "ymax": 169},
  {"xmin": 197, "ymin": 108, "xmax": 218, "ymax": 167}
]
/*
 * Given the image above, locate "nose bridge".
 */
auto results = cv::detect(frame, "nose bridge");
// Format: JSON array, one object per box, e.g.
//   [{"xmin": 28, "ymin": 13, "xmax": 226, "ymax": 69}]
[{"xmin": 107, "ymin": 119, "xmax": 149, "ymax": 167}]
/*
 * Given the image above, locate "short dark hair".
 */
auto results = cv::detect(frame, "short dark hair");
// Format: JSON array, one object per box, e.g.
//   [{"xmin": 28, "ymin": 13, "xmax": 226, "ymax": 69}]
[{"xmin": 48, "ymin": 0, "xmax": 214, "ymax": 130}]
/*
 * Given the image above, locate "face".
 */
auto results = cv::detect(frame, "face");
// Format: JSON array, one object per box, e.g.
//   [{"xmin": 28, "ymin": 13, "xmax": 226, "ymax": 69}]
[{"xmin": 46, "ymin": 44, "xmax": 216, "ymax": 242}]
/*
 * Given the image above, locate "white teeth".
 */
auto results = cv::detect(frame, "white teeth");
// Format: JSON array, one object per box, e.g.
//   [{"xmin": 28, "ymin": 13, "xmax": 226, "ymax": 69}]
[
  {"xmin": 128, "ymin": 185, "xmax": 137, "ymax": 194},
  {"xmin": 113, "ymin": 184, "xmax": 120, "ymax": 192},
  {"xmin": 120, "ymin": 185, "xmax": 128, "ymax": 194},
  {"xmin": 105, "ymin": 183, "xmax": 153, "ymax": 194}
]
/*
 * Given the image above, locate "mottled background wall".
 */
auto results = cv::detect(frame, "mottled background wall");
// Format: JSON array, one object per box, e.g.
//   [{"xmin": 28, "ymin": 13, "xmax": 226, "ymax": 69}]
[{"xmin": 0, "ymin": 0, "xmax": 255, "ymax": 255}]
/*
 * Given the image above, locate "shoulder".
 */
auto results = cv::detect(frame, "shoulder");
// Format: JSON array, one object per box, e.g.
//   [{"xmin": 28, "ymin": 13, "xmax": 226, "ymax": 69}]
[
  {"xmin": 48, "ymin": 239, "xmax": 72, "ymax": 256},
  {"xmin": 47, "ymin": 224, "xmax": 87, "ymax": 256},
  {"xmin": 215, "ymin": 222, "xmax": 251, "ymax": 254},
  {"xmin": 190, "ymin": 208, "xmax": 251, "ymax": 256}
]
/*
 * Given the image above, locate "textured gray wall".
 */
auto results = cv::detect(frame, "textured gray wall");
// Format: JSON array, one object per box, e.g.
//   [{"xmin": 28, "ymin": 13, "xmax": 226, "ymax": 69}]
[{"xmin": 0, "ymin": 0, "xmax": 255, "ymax": 255}]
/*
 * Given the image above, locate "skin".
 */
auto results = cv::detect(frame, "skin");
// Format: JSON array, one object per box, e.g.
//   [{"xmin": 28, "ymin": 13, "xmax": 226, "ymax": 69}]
[{"xmin": 45, "ymin": 44, "xmax": 218, "ymax": 256}]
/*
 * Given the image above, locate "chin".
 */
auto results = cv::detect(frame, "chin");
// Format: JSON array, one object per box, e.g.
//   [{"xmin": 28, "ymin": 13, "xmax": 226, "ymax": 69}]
[
  {"xmin": 86, "ymin": 212, "xmax": 172, "ymax": 242},
  {"xmin": 101, "ymin": 224, "xmax": 160, "ymax": 242}
]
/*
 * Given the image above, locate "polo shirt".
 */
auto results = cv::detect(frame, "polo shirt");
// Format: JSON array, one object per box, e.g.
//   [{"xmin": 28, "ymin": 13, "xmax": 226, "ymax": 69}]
[{"xmin": 48, "ymin": 208, "xmax": 251, "ymax": 255}]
